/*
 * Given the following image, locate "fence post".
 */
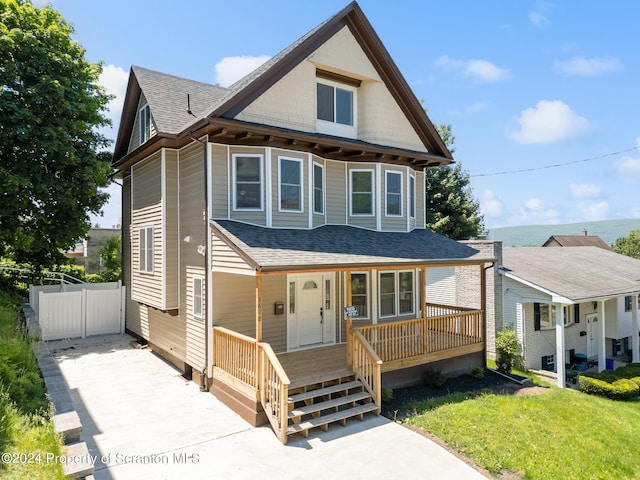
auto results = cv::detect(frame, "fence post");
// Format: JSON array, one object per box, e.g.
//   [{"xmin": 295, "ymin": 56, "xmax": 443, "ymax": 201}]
[
  {"xmin": 120, "ymin": 286, "xmax": 126, "ymax": 334},
  {"xmin": 81, "ymin": 289, "xmax": 87, "ymax": 339}
]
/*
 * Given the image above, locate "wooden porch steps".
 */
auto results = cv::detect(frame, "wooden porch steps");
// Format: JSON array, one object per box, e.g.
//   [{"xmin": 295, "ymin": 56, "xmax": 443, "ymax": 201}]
[{"xmin": 285, "ymin": 376, "xmax": 377, "ymax": 439}]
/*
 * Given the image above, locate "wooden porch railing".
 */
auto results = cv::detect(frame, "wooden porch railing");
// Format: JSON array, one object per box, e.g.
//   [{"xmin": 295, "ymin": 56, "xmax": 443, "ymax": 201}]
[
  {"xmin": 212, "ymin": 326, "xmax": 258, "ymax": 388},
  {"xmin": 258, "ymin": 342, "xmax": 290, "ymax": 444},
  {"xmin": 357, "ymin": 308, "xmax": 483, "ymax": 363},
  {"xmin": 351, "ymin": 330, "xmax": 382, "ymax": 414}
]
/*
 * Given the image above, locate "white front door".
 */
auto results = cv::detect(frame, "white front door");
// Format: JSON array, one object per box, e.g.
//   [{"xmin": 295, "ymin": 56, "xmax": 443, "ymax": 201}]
[
  {"xmin": 586, "ymin": 313, "xmax": 600, "ymax": 358},
  {"xmin": 289, "ymin": 274, "xmax": 335, "ymax": 349}
]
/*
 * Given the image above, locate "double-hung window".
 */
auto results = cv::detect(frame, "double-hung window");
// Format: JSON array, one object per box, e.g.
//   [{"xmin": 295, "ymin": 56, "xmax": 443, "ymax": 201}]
[
  {"xmin": 316, "ymin": 79, "xmax": 357, "ymax": 138},
  {"xmin": 139, "ymin": 104, "xmax": 151, "ymax": 144},
  {"xmin": 350, "ymin": 273, "xmax": 369, "ymax": 319},
  {"xmin": 313, "ymin": 163, "xmax": 324, "ymax": 214},
  {"xmin": 350, "ymin": 170, "xmax": 373, "ymax": 216},
  {"xmin": 279, "ymin": 157, "xmax": 302, "ymax": 211},
  {"xmin": 192, "ymin": 276, "xmax": 204, "ymax": 318},
  {"xmin": 385, "ymin": 171, "xmax": 402, "ymax": 216},
  {"xmin": 379, "ymin": 271, "xmax": 415, "ymax": 318},
  {"xmin": 138, "ymin": 226, "xmax": 153, "ymax": 273},
  {"xmin": 233, "ymin": 154, "xmax": 263, "ymax": 210}
]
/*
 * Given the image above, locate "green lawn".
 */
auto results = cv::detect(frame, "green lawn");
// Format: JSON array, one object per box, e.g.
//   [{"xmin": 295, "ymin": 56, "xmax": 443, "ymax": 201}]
[
  {"xmin": 0, "ymin": 289, "xmax": 66, "ymax": 480},
  {"xmin": 401, "ymin": 386, "xmax": 640, "ymax": 479}
]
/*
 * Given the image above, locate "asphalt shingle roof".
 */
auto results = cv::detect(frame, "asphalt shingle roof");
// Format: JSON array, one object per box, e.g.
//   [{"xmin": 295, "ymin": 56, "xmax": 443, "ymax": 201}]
[
  {"xmin": 502, "ymin": 246, "xmax": 640, "ymax": 301},
  {"xmin": 212, "ymin": 220, "xmax": 490, "ymax": 271}
]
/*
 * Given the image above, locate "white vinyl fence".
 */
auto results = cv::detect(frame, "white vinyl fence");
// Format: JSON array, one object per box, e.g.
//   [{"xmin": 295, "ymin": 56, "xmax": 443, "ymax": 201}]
[{"xmin": 30, "ymin": 282, "xmax": 125, "ymax": 341}]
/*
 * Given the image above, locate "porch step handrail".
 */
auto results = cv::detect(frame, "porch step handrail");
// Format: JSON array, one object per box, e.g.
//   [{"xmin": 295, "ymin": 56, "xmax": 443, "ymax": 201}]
[
  {"xmin": 350, "ymin": 329, "xmax": 382, "ymax": 414},
  {"xmin": 212, "ymin": 326, "xmax": 259, "ymax": 389},
  {"xmin": 258, "ymin": 342, "xmax": 290, "ymax": 444}
]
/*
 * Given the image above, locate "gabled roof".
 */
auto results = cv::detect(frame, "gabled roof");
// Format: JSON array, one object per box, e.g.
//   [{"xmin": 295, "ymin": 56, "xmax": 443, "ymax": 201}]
[
  {"xmin": 113, "ymin": 2, "xmax": 452, "ymax": 171},
  {"xmin": 212, "ymin": 220, "xmax": 492, "ymax": 272},
  {"xmin": 542, "ymin": 234, "xmax": 613, "ymax": 251},
  {"xmin": 501, "ymin": 246, "xmax": 640, "ymax": 302}
]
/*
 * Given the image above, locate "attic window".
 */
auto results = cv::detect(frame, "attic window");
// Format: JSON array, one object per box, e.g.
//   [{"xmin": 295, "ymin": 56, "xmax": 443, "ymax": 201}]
[
  {"xmin": 139, "ymin": 104, "xmax": 151, "ymax": 144},
  {"xmin": 316, "ymin": 77, "xmax": 357, "ymax": 139}
]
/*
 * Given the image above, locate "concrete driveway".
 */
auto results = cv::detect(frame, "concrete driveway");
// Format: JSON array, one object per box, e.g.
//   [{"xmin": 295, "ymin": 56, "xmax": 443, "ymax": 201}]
[{"xmin": 46, "ymin": 334, "xmax": 487, "ymax": 480}]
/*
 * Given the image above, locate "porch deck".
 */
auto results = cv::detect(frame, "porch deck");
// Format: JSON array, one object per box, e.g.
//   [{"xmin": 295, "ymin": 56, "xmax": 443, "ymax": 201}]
[{"xmin": 277, "ymin": 344, "xmax": 351, "ymax": 389}]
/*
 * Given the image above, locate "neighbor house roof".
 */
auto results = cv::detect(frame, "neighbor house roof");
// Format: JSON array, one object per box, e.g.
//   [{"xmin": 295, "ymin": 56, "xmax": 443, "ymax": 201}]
[
  {"xmin": 501, "ymin": 246, "xmax": 640, "ymax": 302},
  {"xmin": 212, "ymin": 221, "xmax": 493, "ymax": 272},
  {"xmin": 113, "ymin": 1, "xmax": 452, "ymax": 172},
  {"xmin": 542, "ymin": 234, "xmax": 613, "ymax": 251}
]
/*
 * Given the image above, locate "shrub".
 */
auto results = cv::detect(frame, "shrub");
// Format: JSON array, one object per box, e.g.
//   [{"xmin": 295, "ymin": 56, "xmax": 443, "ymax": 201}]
[
  {"xmin": 579, "ymin": 375, "xmax": 640, "ymax": 401},
  {"xmin": 495, "ymin": 327, "xmax": 522, "ymax": 373},
  {"xmin": 424, "ymin": 368, "xmax": 447, "ymax": 388},
  {"xmin": 381, "ymin": 387, "xmax": 394, "ymax": 403},
  {"xmin": 471, "ymin": 366, "xmax": 484, "ymax": 379}
]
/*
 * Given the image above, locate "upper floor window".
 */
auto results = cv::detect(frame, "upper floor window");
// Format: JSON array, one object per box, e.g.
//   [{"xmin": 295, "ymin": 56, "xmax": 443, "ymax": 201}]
[
  {"xmin": 409, "ymin": 174, "xmax": 416, "ymax": 219},
  {"xmin": 139, "ymin": 104, "xmax": 151, "ymax": 144},
  {"xmin": 138, "ymin": 226, "xmax": 154, "ymax": 273},
  {"xmin": 313, "ymin": 163, "xmax": 324, "ymax": 214},
  {"xmin": 279, "ymin": 157, "xmax": 302, "ymax": 212},
  {"xmin": 385, "ymin": 171, "xmax": 402, "ymax": 217},
  {"xmin": 233, "ymin": 154, "xmax": 263, "ymax": 210},
  {"xmin": 316, "ymin": 79, "xmax": 357, "ymax": 138},
  {"xmin": 350, "ymin": 170, "xmax": 373, "ymax": 216}
]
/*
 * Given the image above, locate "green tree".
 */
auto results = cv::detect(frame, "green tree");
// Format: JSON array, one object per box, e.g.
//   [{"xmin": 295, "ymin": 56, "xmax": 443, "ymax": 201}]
[
  {"xmin": 0, "ymin": 0, "xmax": 112, "ymax": 271},
  {"xmin": 99, "ymin": 235, "xmax": 121, "ymax": 281},
  {"xmin": 425, "ymin": 123, "xmax": 485, "ymax": 240},
  {"xmin": 613, "ymin": 229, "xmax": 640, "ymax": 260}
]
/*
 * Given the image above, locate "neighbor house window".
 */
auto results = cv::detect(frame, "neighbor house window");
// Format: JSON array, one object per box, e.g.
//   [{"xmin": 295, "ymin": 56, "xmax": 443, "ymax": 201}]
[
  {"xmin": 316, "ymin": 79, "xmax": 357, "ymax": 138},
  {"xmin": 379, "ymin": 270, "xmax": 415, "ymax": 318},
  {"xmin": 139, "ymin": 104, "xmax": 151, "ymax": 144},
  {"xmin": 279, "ymin": 157, "xmax": 302, "ymax": 211},
  {"xmin": 534, "ymin": 303, "xmax": 554, "ymax": 330},
  {"xmin": 350, "ymin": 170, "xmax": 373, "ymax": 215},
  {"xmin": 625, "ymin": 296, "xmax": 632, "ymax": 312},
  {"xmin": 409, "ymin": 174, "xmax": 416, "ymax": 218},
  {"xmin": 138, "ymin": 226, "xmax": 153, "ymax": 273},
  {"xmin": 350, "ymin": 273, "xmax": 369, "ymax": 319},
  {"xmin": 192, "ymin": 276, "xmax": 204, "ymax": 318},
  {"xmin": 313, "ymin": 163, "xmax": 324, "ymax": 214},
  {"xmin": 233, "ymin": 154, "xmax": 263, "ymax": 210},
  {"xmin": 385, "ymin": 171, "xmax": 402, "ymax": 216}
]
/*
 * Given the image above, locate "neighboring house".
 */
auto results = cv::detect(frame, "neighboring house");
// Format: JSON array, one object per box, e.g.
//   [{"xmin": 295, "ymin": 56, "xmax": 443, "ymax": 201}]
[
  {"xmin": 112, "ymin": 1, "xmax": 494, "ymax": 443},
  {"xmin": 498, "ymin": 246, "xmax": 640, "ymax": 387},
  {"xmin": 542, "ymin": 231, "xmax": 613, "ymax": 251},
  {"xmin": 64, "ymin": 228, "xmax": 121, "ymax": 273}
]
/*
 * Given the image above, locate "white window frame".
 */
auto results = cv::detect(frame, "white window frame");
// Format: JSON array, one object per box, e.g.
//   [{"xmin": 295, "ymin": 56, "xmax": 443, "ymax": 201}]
[
  {"xmin": 409, "ymin": 174, "xmax": 416, "ymax": 219},
  {"xmin": 278, "ymin": 156, "xmax": 303, "ymax": 212},
  {"xmin": 138, "ymin": 226, "xmax": 154, "ymax": 274},
  {"xmin": 378, "ymin": 270, "xmax": 415, "ymax": 318},
  {"xmin": 139, "ymin": 104, "xmax": 150, "ymax": 144},
  {"xmin": 385, "ymin": 171, "xmax": 403, "ymax": 217},
  {"xmin": 316, "ymin": 79, "xmax": 357, "ymax": 139},
  {"xmin": 350, "ymin": 169, "xmax": 374, "ymax": 216},
  {"xmin": 350, "ymin": 272, "xmax": 370, "ymax": 320},
  {"xmin": 313, "ymin": 162, "xmax": 325, "ymax": 215},
  {"xmin": 232, "ymin": 154, "xmax": 264, "ymax": 211},
  {"xmin": 192, "ymin": 276, "xmax": 204, "ymax": 318}
]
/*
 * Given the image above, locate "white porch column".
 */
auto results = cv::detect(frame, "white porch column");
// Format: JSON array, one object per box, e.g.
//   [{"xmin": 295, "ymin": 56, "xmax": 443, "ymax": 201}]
[
  {"xmin": 599, "ymin": 300, "xmax": 607, "ymax": 373},
  {"xmin": 633, "ymin": 294, "xmax": 640, "ymax": 363},
  {"xmin": 555, "ymin": 303, "xmax": 565, "ymax": 388}
]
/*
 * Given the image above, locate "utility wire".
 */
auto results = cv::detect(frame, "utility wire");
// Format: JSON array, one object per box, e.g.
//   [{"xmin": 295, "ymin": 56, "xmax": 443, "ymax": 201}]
[{"xmin": 470, "ymin": 145, "xmax": 640, "ymax": 177}]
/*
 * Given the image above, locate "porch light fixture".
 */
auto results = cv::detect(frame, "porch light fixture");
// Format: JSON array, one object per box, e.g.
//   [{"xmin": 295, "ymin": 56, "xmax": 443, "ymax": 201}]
[
  {"xmin": 197, "ymin": 245, "xmax": 206, "ymax": 256},
  {"xmin": 593, "ymin": 301, "xmax": 598, "ymax": 310},
  {"xmin": 183, "ymin": 235, "xmax": 191, "ymax": 243}
]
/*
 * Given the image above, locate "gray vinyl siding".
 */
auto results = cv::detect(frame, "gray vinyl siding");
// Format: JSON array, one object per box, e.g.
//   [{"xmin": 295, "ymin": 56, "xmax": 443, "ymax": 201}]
[
  {"xmin": 325, "ymin": 160, "xmax": 346, "ymax": 225},
  {"xmin": 425, "ymin": 267, "xmax": 456, "ymax": 305},
  {"xmin": 211, "ymin": 231, "xmax": 254, "ymax": 274},
  {"xmin": 415, "ymin": 171, "xmax": 425, "ymax": 229},
  {"xmin": 272, "ymin": 149, "xmax": 308, "ymax": 229},
  {"xmin": 381, "ymin": 166, "xmax": 407, "ymax": 232},
  {"xmin": 164, "ymin": 150, "xmax": 179, "ymax": 308},
  {"xmin": 212, "ymin": 272, "xmax": 256, "ymax": 338},
  {"xmin": 229, "ymin": 146, "xmax": 267, "ymax": 226},
  {"xmin": 261, "ymin": 275, "xmax": 287, "ymax": 353},
  {"xmin": 132, "ymin": 152, "xmax": 161, "ymax": 209},
  {"xmin": 312, "ymin": 157, "xmax": 327, "ymax": 228},
  {"xmin": 127, "ymin": 93, "xmax": 157, "ymax": 154},
  {"xmin": 210, "ymin": 143, "xmax": 229, "ymax": 219}
]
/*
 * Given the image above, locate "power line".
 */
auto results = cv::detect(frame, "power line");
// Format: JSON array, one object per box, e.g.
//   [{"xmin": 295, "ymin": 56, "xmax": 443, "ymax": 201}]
[{"xmin": 470, "ymin": 145, "xmax": 640, "ymax": 177}]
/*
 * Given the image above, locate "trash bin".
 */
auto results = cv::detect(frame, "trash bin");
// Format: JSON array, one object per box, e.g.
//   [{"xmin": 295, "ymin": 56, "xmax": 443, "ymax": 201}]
[{"xmin": 606, "ymin": 358, "xmax": 614, "ymax": 370}]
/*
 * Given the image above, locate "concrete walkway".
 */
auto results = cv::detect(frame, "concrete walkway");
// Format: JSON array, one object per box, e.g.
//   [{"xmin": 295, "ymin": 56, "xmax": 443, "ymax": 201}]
[{"xmin": 45, "ymin": 334, "xmax": 487, "ymax": 480}]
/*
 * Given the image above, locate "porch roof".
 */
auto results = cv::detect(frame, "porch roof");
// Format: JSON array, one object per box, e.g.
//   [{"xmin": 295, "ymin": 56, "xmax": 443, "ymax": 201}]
[
  {"xmin": 211, "ymin": 220, "xmax": 492, "ymax": 272},
  {"xmin": 501, "ymin": 246, "xmax": 640, "ymax": 302}
]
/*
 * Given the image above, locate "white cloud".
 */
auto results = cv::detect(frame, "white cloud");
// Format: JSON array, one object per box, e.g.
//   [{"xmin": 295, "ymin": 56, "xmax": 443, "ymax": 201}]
[
  {"xmin": 480, "ymin": 189, "xmax": 504, "ymax": 218},
  {"xmin": 467, "ymin": 101, "xmax": 489, "ymax": 113},
  {"xmin": 214, "ymin": 55, "xmax": 271, "ymax": 87},
  {"xmin": 519, "ymin": 197, "xmax": 561, "ymax": 224},
  {"xmin": 554, "ymin": 56, "xmax": 623, "ymax": 77},
  {"xmin": 528, "ymin": 12, "xmax": 549, "ymax": 27},
  {"xmin": 98, "ymin": 64, "xmax": 129, "ymax": 142},
  {"xmin": 435, "ymin": 55, "xmax": 510, "ymax": 83},
  {"xmin": 614, "ymin": 139, "xmax": 640, "ymax": 178},
  {"xmin": 569, "ymin": 183, "xmax": 602, "ymax": 199},
  {"xmin": 507, "ymin": 100, "xmax": 593, "ymax": 144},
  {"xmin": 579, "ymin": 201, "xmax": 609, "ymax": 221}
]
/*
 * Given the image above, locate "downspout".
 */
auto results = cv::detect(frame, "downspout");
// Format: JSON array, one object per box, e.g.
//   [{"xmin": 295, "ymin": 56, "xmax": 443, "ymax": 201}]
[{"xmin": 191, "ymin": 132, "xmax": 209, "ymax": 392}]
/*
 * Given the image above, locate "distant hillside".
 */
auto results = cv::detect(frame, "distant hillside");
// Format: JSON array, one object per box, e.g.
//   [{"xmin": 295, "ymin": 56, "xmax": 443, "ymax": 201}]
[{"xmin": 488, "ymin": 219, "xmax": 640, "ymax": 247}]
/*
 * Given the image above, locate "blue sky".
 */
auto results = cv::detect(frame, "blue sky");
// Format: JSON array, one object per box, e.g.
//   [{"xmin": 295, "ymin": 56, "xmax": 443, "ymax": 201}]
[{"xmin": 49, "ymin": 0, "xmax": 640, "ymax": 231}]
